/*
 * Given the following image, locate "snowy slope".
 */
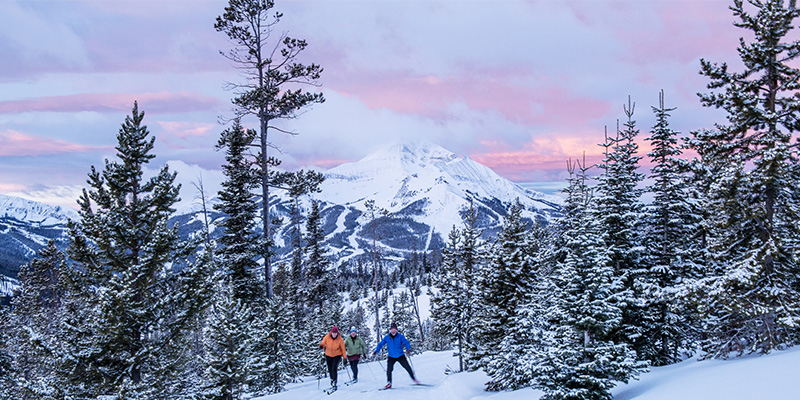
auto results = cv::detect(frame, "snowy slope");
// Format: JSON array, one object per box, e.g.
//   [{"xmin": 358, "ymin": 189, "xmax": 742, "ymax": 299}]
[{"xmin": 253, "ymin": 346, "xmax": 800, "ymax": 400}]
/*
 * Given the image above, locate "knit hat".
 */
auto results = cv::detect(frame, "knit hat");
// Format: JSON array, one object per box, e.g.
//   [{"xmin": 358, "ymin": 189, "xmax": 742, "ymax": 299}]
[
  {"xmin": 390, "ymin": 322, "xmax": 398, "ymax": 330},
  {"xmin": 350, "ymin": 326, "xmax": 357, "ymax": 333},
  {"xmin": 331, "ymin": 326, "xmax": 339, "ymax": 334}
]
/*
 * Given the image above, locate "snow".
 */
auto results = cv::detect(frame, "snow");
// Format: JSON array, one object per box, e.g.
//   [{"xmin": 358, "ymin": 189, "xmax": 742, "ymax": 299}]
[
  {"xmin": 252, "ymin": 346, "xmax": 800, "ymax": 400},
  {"xmin": 0, "ymin": 275, "xmax": 19, "ymax": 296},
  {"xmin": 0, "ymin": 194, "xmax": 78, "ymax": 225},
  {"xmin": 315, "ymin": 140, "xmax": 561, "ymax": 239}
]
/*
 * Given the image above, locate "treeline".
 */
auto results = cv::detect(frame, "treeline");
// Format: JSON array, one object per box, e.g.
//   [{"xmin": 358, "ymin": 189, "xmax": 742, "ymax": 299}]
[{"xmin": 428, "ymin": 1, "xmax": 800, "ymax": 399}]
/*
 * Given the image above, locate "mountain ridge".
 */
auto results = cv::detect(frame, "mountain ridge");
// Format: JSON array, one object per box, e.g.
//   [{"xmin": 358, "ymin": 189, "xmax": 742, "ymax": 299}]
[{"xmin": 0, "ymin": 141, "xmax": 561, "ymax": 279}]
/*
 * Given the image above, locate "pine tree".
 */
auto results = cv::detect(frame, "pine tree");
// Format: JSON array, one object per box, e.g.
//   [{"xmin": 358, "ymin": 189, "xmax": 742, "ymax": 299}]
[
  {"xmin": 249, "ymin": 296, "xmax": 301, "ymax": 395},
  {"xmin": 202, "ymin": 280, "xmax": 252, "ymax": 400},
  {"xmin": 7, "ymin": 241, "xmax": 66, "ymax": 398},
  {"xmin": 470, "ymin": 199, "xmax": 535, "ymax": 370},
  {"xmin": 215, "ymin": 0, "xmax": 324, "ymax": 299},
  {"xmin": 429, "ymin": 199, "xmax": 485, "ymax": 372},
  {"xmin": 641, "ymin": 91, "xmax": 699, "ymax": 365},
  {"xmin": 60, "ymin": 103, "xmax": 211, "ymax": 398},
  {"xmin": 484, "ymin": 220, "xmax": 555, "ymax": 391},
  {"xmin": 214, "ymin": 120, "xmax": 262, "ymax": 304},
  {"xmin": 535, "ymin": 159, "xmax": 644, "ymax": 400},
  {"xmin": 305, "ymin": 199, "xmax": 332, "ymax": 314},
  {"xmin": 594, "ymin": 100, "xmax": 648, "ymax": 359},
  {"xmin": 390, "ymin": 291, "xmax": 419, "ymax": 348},
  {"xmin": 691, "ymin": 0, "xmax": 800, "ymax": 357}
]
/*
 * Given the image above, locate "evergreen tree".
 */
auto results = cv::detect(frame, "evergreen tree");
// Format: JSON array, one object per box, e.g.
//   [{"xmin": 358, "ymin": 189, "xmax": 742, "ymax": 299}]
[
  {"xmin": 202, "ymin": 280, "xmax": 252, "ymax": 400},
  {"xmin": 249, "ymin": 296, "xmax": 301, "ymax": 394},
  {"xmin": 214, "ymin": 120, "xmax": 262, "ymax": 303},
  {"xmin": 690, "ymin": 0, "xmax": 800, "ymax": 357},
  {"xmin": 641, "ymin": 91, "xmax": 698, "ymax": 365},
  {"xmin": 343, "ymin": 302, "xmax": 372, "ymax": 343},
  {"xmin": 390, "ymin": 291, "xmax": 419, "ymax": 349},
  {"xmin": 470, "ymin": 200, "xmax": 534, "ymax": 369},
  {"xmin": 535, "ymin": 159, "xmax": 644, "ymax": 400},
  {"xmin": 484, "ymin": 215, "xmax": 557, "ymax": 390},
  {"xmin": 305, "ymin": 199, "xmax": 332, "ymax": 313},
  {"xmin": 594, "ymin": 100, "xmax": 648, "ymax": 358},
  {"xmin": 7, "ymin": 241, "xmax": 66, "ymax": 398},
  {"xmin": 429, "ymin": 199, "xmax": 485, "ymax": 372},
  {"xmin": 215, "ymin": 0, "xmax": 324, "ymax": 299},
  {"xmin": 60, "ymin": 102, "xmax": 211, "ymax": 398}
]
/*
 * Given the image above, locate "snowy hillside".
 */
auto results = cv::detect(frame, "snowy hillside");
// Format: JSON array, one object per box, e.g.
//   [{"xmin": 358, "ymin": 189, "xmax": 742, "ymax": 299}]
[{"xmin": 253, "ymin": 346, "xmax": 800, "ymax": 400}]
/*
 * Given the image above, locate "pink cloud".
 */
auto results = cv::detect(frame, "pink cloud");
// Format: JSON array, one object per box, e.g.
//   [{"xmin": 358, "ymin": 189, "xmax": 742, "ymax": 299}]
[
  {"xmin": 157, "ymin": 121, "xmax": 217, "ymax": 139},
  {"xmin": 0, "ymin": 183, "xmax": 27, "ymax": 192},
  {"xmin": 0, "ymin": 91, "xmax": 221, "ymax": 114},
  {"xmin": 0, "ymin": 130, "xmax": 110, "ymax": 156},
  {"xmin": 333, "ymin": 69, "xmax": 611, "ymax": 128}
]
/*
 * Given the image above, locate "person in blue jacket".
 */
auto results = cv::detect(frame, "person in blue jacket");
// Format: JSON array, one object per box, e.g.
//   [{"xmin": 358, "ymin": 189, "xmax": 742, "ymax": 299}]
[{"xmin": 373, "ymin": 321, "xmax": 420, "ymax": 389}]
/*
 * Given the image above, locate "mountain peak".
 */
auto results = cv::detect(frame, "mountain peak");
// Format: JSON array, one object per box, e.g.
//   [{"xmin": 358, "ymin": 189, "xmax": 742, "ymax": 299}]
[{"xmin": 360, "ymin": 140, "xmax": 458, "ymax": 168}]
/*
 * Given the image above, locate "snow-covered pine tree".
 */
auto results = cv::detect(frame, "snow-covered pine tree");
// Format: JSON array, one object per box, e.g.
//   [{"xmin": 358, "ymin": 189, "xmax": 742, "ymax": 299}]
[
  {"xmin": 202, "ymin": 280, "xmax": 252, "ymax": 400},
  {"xmin": 593, "ymin": 100, "xmax": 648, "ymax": 360},
  {"xmin": 249, "ymin": 296, "xmax": 301, "ymax": 395},
  {"xmin": 390, "ymin": 291, "xmax": 420, "ymax": 350},
  {"xmin": 214, "ymin": 120, "xmax": 262, "ymax": 304},
  {"xmin": 641, "ymin": 91, "xmax": 698, "ymax": 365},
  {"xmin": 536, "ymin": 158, "xmax": 644, "ymax": 400},
  {"xmin": 60, "ymin": 102, "xmax": 211, "ymax": 398},
  {"xmin": 429, "ymin": 200, "xmax": 485, "ymax": 372},
  {"xmin": 342, "ymin": 301, "xmax": 373, "ymax": 351},
  {"xmin": 304, "ymin": 199, "xmax": 332, "ymax": 315},
  {"xmin": 690, "ymin": 0, "xmax": 800, "ymax": 357},
  {"xmin": 0, "ymin": 308, "xmax": 12, "ymax": 398},
  {"xmin": 7, "ymin": 241, "xmax": 65, "ymax": 398},
  {"xmin": 485, "ymin": 220, "xmax": 555, "ymax": 391},
  {"xmin": 470, "ymin": 199, "xmax": 535, "ymax": 370}
]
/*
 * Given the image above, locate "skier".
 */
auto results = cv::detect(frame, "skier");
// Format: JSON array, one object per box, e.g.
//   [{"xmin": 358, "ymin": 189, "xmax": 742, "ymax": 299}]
[
  {"xmin": 373, "ymin": 322, "xmax": 419, "ymax": 389},
  {"xmin": 319, "ymin": 325, "xmax": 347, "ymax": 391},
  {"xmin": 344, "ymin": 326, "xmax": 368, "ymax": 384}
]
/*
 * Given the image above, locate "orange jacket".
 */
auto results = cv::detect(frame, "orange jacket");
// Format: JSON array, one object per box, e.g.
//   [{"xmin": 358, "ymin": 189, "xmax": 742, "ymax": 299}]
[{"xmin": 319, "ymin": 333, "xmax": 347, "ymax": 358}]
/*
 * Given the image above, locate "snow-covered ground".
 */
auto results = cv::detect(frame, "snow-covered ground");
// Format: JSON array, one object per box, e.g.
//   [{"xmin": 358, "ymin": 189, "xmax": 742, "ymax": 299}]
[{"xmin": 254, "ymin": 346, "xmax": 800, "ymax": 400}]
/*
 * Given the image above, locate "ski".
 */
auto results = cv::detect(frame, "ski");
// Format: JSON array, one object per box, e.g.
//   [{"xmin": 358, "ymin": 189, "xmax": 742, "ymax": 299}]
[
  {"xmin": 342, "ymin": 379, "xmax": 358, "ymax": 386},
  {"xmin": 323, "ymin": 386, "xmax": 337, "ymax": 395}
]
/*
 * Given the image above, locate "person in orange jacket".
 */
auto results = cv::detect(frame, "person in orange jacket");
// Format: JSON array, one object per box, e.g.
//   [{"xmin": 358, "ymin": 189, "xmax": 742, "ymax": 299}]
[{"xmin": 319, "ymin": 325, "xmax": 347, "ymax": 390}]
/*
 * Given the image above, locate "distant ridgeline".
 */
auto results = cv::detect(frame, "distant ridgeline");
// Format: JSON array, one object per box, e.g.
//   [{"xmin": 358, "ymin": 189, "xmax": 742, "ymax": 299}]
[{"xmin": 0, "ymin": 142, "xmax": 561, "ymax": 281}]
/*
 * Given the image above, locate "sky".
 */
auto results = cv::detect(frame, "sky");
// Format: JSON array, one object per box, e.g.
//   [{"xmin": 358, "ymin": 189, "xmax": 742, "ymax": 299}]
[{"xmin": 0, "ymin": 0, "xmax": 751, "ymax": 209}]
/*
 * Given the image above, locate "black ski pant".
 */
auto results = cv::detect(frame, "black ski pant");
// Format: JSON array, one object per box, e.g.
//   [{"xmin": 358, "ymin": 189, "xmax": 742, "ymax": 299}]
[
  {"xmin": 325, "ymin": 355, "xmax": 341, "ymax": 383},
  {"xmin": 386, "ymin": 354, "xmax": 414, "ymax": 383},
  {"xmin": 348, "ymin": 358, "xmax": 359, "ymax": 380}
]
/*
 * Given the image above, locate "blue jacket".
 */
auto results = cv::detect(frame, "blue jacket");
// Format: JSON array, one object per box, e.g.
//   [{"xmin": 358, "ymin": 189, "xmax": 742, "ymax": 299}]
[{"xmin": 373, "ymin": 332, "xmax": 411, "ymax": 358}]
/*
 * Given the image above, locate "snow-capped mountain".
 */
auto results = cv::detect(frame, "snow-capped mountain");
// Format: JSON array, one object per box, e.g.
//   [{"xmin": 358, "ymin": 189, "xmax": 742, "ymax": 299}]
[
  {"xmin": 265, "ymin": 141, "xmax": 561, "ymax": 261},
  {"xmin": 0, "ymin": 141, "xmax": 561, "ymax": 280},
  {"xmin": 0, "ymin": 194, "xmax": 77, "ymax": 281}
]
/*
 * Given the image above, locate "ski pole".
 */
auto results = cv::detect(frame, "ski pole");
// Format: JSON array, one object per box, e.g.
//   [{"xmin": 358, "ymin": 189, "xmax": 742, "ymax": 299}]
[
  {"xmin": 344, "ymin": 357, "xmax": 352, "ymax": 382},
  {"xmin": 377, "ymin": 354, "xmax": 387, "ymax": 372},
  {"xmin": 365, "ymin": 358, "xmax": 377, "ymax": 379}
]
